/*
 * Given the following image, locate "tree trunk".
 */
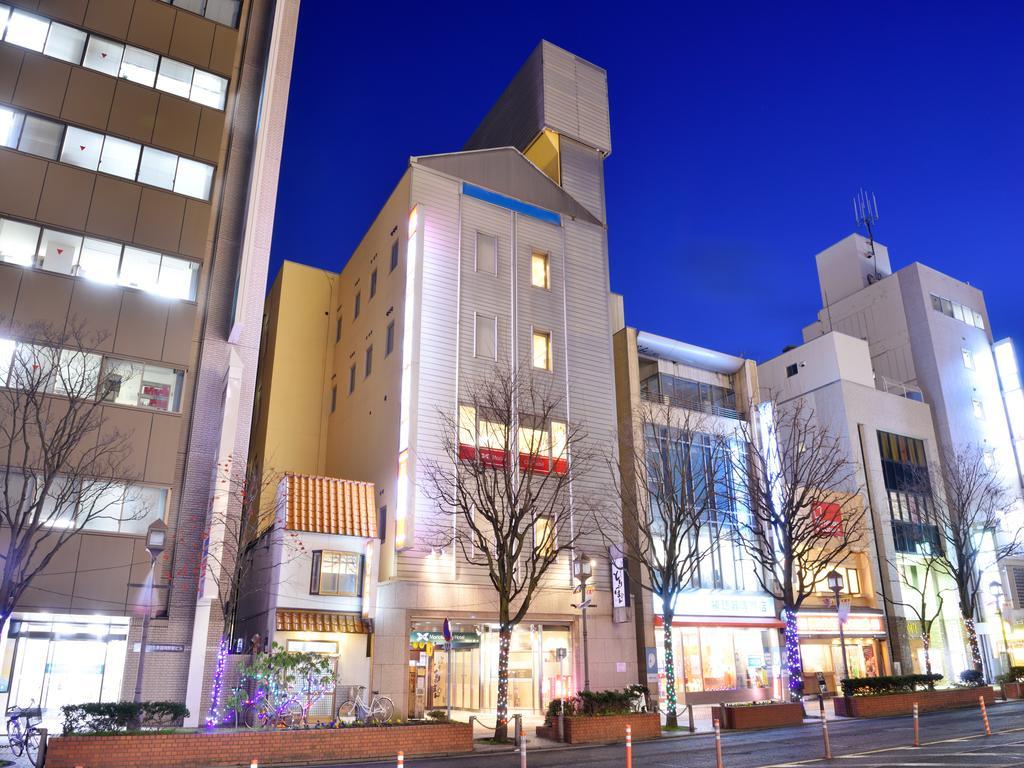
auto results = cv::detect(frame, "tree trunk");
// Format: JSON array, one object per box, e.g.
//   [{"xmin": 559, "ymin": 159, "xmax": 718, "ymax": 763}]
[
  {"xmin": 921, "ymin": 632, "xmax": 932, "ymax": 677},
  {"xmin": 206, "ymin": 635, "xmax": 230, "ymax": 727},
  {"xmin": 783, "ymin": 608, "xmax": 804, "ymax": 701},
  {"xmin": 662, "ymin": 613, "xmax": 679, "ymax": 728},
  {"xmin": 964, "ymin": 615, "xmax": 983, "ymax": 672},
  {"xmin": 494, "ymin": 622, "xmax": 512, "ymax": 741}
]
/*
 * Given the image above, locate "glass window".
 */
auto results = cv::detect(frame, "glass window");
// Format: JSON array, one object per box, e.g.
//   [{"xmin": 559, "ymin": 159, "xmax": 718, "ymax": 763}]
[
  {"xmin": 190, "ymin": 69, "xmax": 227, "ymax": 109},
  {"xmin": 137, "ymin": 147, "xmax": 178, "ymax": 190},
  {"xmin": 973, "ymin": 311, "xmax": 985, "ymax": 330},
  {"xmin": 205, "ymin": 0, "xmax": 241, "ymax": 26},
  {"xmin": 0, "ymin": 337, "xmax": 15, "ymax": 386},
  {"xmin": 0, "ymin": 106, "xmax": 23, "ymax": 148},
  {"xmin": 118, "ymin": 247, "xmax": 161, "ymax": 292},
  {"xmin": 172, "ymin": 0, "xmax": 206, "ymax": 14},
  {"xmin": 173, "ymin": 157, "xmax": 213, "ymax": 199},
  {"xmin": 534, "ymin": 516, "xmax": 555, "ymax": 558},
  {"xmin": 103, "ymin": 358, "xmax": 182, "ymax": 412},
  {"xmin": 353, "ymin": 291, "xmax": 361, "ymax": 319},
  {"xmin": 0, "ymin": 219, "xmax": 40, "ymax": 266},
  {"xmin": 961, "ymin": 348, "xmax": 974, "ymax": 370},
  {"xmin": 78, "ymin": 237, "xmax": 122, "ymax": 283},
  {"xmin": 118, "ymin": 46, "xmax": 159, "ymax": 88},
  {"xmin": 365, "ymin": 345, "xmax": 373, "ymax": 378},
  {"xmin": 79, "ymin": 482, "xmax": 126, "ymax": 532},
  {"xmin": 43, "ymin": 22, "xmax": 86, "ymax": 64},
  {"xmin": 385, "ymin": 320, "xmax": 395, "ymax": 356},
  {"xmin": 532, "ymin": 330, "xmax": 551, "ymax": 370},
  {"xmin": 118, "ymin": 486, "xmax": 167, "ymax": 535},
  {"xmin": 5, "ymin": 10, "xmax": 48, "ymax": 52},
  {"xmin": 315, "ymin": 551, "xmax": 361, "ymax": 596},
  {"xmin": 37, "ymin": 228, "xmax": 82, "ymax": 274},
  {"xmin": 390, "ymin": 240, "xmax": 399, "ymax": 272},
  {"xmin": 0, "ymin": 5, "xmax": 9, "ymax": 38},
  {"xmin": 475, "ymin": 313, "xmax": 496, "ymax": 360},
  {"xmin": 531, "ymin": 252, "xmax": 549, "ymax": 289},
  {"xmin": 60, "ymin": 126, "xmax": 103, "ymax": 170},
  {"xmin": 155, "ymin": 58, "xmax": 194, "ymax": 98},
  {"xmin": 156, "ymin": 255, "xmax": 198, "ymax": 300},
  {"xmin": 476, "ymin": 233, "xmax": 496, "ymax": 274},
  {"xmin": 52, "ymin": 348, "xmax": 101, "ymax": 397},
  {"xmin": 98, "ymin": 135, "xmax": 141, "ymax": 179},
  {"xmin": 348, "ymin": 364, "xmax": 356, "ymax": 394},
  {"xmin": 370, "ymin": 268, "xmax": 377, "ymax": 298},
  {"xmin": 101, "ymin": 358, "xmax": 142, "ymax": 407},
  {"xmin": 82, "ymin": 36, "xmax": 124, "ymax": 76},
  {"xmin": 18, "ymin": 115, "xmax": 62, "ymax": 159}
]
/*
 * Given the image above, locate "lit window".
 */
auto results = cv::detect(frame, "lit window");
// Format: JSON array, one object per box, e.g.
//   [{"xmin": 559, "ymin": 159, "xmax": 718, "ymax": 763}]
[
  {"xmin": 156, "ymin": 256, "xmax": 198, "ymax": 300},
  {"xmin": 190, "ymin": 69, "xmax": 228, "ymax": 109},
  {"xmin": 973, "ymin": 399, "xmax": 985, "ymax": 419},
  {"xmin": 78, "ymin": 237, "xmax": 122, "ymax": 284},
  {"xmin": 531, "ymin": 252, "xmax": 549, "ymax": 289},
  {"xmin": 0, "ymin": 5, "xmax": 9, "ymax": 38},
  {"xmin": 52, "ymin": 348, "xmax": 102, "ymax": 397},
  {"xmin": 475, "ymin": 313, "xmax": 496, "ymax": 360},
  {"xmin": 137, "ymin": 147, "xmax": 178, "ymax": 190},
  {"xmin": 155, "ymin": 58, "xmax": 194, "ymax": 98},
  {"xmin": 173, "ymin": 157, "xmax": 213, "ymax": 199},
  {"xmin": 119, "ymin": 247, "xmax": 162, "ymax": 292},
  {"xmin": 82, "ymin": 36, "xmax": 123, "ymax": 76},
  {"xmin": 119, "ymin": 46, "xmax": 159, "ymax": 88},
  {"xmin": 0, "ymin": 106, "xmax": 23, "ymax": 148},
  {"xmin": 476, "ymin": 232, "xmax": 497, "ymax": 274},
  {"xmin": 117, "ymin": 486, "xmax": 168, "ymax": 535},
  {"xmin": 535, "ymin": 516, "xmax": 555, "ymax": 558},
  {"xmin": 0, "ymin": 219, "xmax": 40, "ymax": 266},
  {"xmin": 37, "ymin": 229, "xmax": 82, "ymax": 274},
  {"xmin": 5, "ymin": 10, "xmax": 48, "ymax": 52},
  {"xmin": 98, "ymin": 135, "xmax": 141, "ymax": 180},
  {"xmin": 60, "ymin": 126, "xmax": 103, "ymax": 171},
  {"xmin": 385, "ymin": 321, "xmax": 395, "ymax": 356},
  {"xmin": 43, "ymin": 22, "xmax": 87, "ymax": 64},
  {"xmin": 102, "ymin": 358, "xmax": 183, "ymax": 412},
  {"xmin": 310, "ymin": 551, "xmax": 361, "ymax": 596},
  {"xmin": 532, "ymin": 330, "xmax": 552, "ymax": 370},
  {"xmin": 18, "ymin": 115, "xmax": 62, "ymax": 160},
  {"xmin": 961, "ymin": 348, "xmax": 974, "ymax": 370}
]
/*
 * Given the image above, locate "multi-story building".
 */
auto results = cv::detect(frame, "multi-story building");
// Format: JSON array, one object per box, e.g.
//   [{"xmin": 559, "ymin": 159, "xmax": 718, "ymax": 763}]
[
  {"xmin": 247, "ymin": 41, "xmax": 637, "ymax": 718},
  {"xmin": 612, "ymin": 322, "xmax": 786, "ymax": 703},
  {"xmin": 0, "ymin": 0, "xmax": 300, "ymax": 727},
  {"xmin": 798, "ymin": 233, "xmax": 1024, "ymax": 676}
]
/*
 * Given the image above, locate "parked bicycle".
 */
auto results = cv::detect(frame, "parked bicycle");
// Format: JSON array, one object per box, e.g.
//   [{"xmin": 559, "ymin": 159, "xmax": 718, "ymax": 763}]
[
  {"xmin": 239, "ymin": 687, "xmax": 304, "ymax": 729},
  {"xmin": 337, "ymin": 686, "xmax": 394, "ymax": 724},
  {"xmin": 6, "ymin": 703, "xmax": 42, "ymax": 766}
]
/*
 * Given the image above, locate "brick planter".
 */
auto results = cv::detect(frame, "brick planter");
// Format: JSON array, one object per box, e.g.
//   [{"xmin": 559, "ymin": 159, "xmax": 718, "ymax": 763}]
[
  {"xmin": 834, "ymin": 686, "xmax": 995, "ymax": 718},
  {"xmin": 535, "ymin": 712, "xmax": 660, "ymax": 744},
  {"xmin": 1002, "ymin": 682, "xmax": 1024, "ymax": 699},
  {"xmin": 44, "ymin": 722, "xmax": 473, "ymax": 768},
  {"xmin": 711, "ymin": 702, "xmax": 805, "ymax": 730}
]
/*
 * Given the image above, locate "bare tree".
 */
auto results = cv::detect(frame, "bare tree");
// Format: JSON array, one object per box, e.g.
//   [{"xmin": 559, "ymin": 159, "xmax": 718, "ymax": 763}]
[
  {"xmin": 607, "ymin": 401, "xmax": 740, "ymax": 726},
  {"xmin": 879, "ymin": 555, "xmax": 950, "ymax": 676},
  {"xmin": 734, "ymin": 397, "xmax": 866, "ymax": 699},
  {"xmin": 423, "ymin": 369, "xmax": 590, "ymax": 741},
  {"xmin": 0, "ymin": 322, "xmax": 135, "ymax": 629}
]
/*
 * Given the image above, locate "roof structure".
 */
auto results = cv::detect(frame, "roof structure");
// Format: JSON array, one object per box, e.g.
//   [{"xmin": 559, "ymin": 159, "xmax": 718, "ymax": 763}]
[{"xmin": 282, "ymin": 473, "xmax": 377, "ymax": 538}]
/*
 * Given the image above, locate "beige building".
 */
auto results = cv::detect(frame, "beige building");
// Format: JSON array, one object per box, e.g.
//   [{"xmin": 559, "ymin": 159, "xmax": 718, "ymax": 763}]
[{"xmin": 0, "ymin": 0, "xmax": 300, "ymax": 727}]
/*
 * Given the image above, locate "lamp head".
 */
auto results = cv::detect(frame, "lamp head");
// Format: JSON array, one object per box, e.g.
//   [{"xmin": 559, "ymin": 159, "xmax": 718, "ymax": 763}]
[
  {"xmin": 989, "ymin": 580, "xmax": 1005, "ymax": 599},
  {"xmin": 145, "ymin": 519, "xmax": 168, "ymax": 559},
  {"xmin": 826, "ymin": 569, "xmax": 843, "ymax": 593}
]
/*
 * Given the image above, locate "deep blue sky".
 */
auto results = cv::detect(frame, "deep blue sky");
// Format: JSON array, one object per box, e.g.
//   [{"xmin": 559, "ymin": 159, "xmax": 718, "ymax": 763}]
[{"xmin": 270, "ymin": 2, "xmax": 1023, "ymax": 364}]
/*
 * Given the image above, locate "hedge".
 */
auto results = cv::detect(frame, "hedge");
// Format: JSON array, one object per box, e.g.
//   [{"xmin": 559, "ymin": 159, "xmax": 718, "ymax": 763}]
[
  {"xmin": 840, "ymin": 673, "xmax": 942, "ymax": 697},
  {"xmin": 61, "ymin": 701, "xmax": 190, "ymax": 734},
  {"xmin": 997, "ymin": 666, "xmax": 1024, "ymax": 684}
]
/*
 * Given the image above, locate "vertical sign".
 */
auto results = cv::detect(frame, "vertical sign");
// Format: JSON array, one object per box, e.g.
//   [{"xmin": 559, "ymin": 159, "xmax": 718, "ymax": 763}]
[{"xmin": 610, "ymin": 544, "xmax": 630, "ymax": 623}]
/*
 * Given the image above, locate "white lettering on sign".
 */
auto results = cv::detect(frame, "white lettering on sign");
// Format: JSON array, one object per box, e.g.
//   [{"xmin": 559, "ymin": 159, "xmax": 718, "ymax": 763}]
[
  {"xmin": 665, "ymin": 589, "xmax": 775, "ymax": 618},
  {"xmin": 610, "ymin": 544, "xmax": 629, "ymax": 609},
  {"xmin": 797, "ymin": 613, "xmax": 885, "ymax": 636}
]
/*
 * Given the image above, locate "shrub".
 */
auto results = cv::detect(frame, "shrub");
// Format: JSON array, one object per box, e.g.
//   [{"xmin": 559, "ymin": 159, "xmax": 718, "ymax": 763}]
[
  {"xmin": 959, "ymin": 669, "xmax": 984, "ymax": 687},
  {"xmin": 426, "ymin": 710, "xmax": 449, "ymax": 722},
  {"xmin": 996, "ymin": 666, "xmax": 1024, "ymax": 685},
  {"xmin": 840, "ymin": 674, "xmax": 943, "ymax": 697},
  {"xmin": 544, "ymin": 686, "xmax": 649, "ymax": 723},
  {"xmin": 61, "ymin": 701, "xmax": 189, "ymax": 734}
]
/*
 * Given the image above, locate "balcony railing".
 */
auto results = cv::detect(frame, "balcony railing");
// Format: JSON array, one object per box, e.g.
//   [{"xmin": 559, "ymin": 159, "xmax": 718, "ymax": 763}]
[
  {"xmin": 892, "ymin": 520, "xmax": 942, "ymax": 555},
  {"xmin": 640, "ymin": 390, "xmax": 744, "ymax": 420}
]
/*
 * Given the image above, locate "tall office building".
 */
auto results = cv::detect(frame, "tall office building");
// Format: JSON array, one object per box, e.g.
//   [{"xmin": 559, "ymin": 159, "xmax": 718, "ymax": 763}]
[
  {"xmin": 247, "ymin": 41, "xmax": 638, "ymax": 718},
  {"xmin": 0, "ymin": 0, "xmax": 300, "ymax": 726},
  {"xmin": 801, "ymin": 233, "xmax": 1024, "ymax": 675}
]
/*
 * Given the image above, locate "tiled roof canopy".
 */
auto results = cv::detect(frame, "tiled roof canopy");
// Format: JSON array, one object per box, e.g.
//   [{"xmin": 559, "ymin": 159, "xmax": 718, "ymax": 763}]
[
  {"xmin": 283, "ymin": 473, "xmax": 377, "ymax": 538},
  {"xmin": 276, "ymin": 609, "xmax": 373, "ymax": 634}
]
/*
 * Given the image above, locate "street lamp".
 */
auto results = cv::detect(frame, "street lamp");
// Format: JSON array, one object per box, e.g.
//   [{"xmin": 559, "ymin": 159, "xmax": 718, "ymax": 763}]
[
  {"xmin": 826, "ymin": 570, "xmax": 850, "ymax": 685},
  {"xmin": 133, "ymin": 519, "xmax": 167, "ymax": 707},
  {"xmin": 573, "ymin": 551, "xmax": 595, "ymax": 691},
  {"xmin": 989, "ymin": 580, "xmax": 1011, "ymax": 674}
]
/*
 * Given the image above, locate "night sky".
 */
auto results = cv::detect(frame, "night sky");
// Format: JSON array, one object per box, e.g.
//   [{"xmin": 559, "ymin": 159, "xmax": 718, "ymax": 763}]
[{"xmin": 270, "ymin": 2, "xmax": 1023, "ymax": 365}]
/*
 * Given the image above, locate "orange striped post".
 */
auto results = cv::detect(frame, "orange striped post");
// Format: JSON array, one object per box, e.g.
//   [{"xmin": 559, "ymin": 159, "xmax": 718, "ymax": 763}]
[
  {"xmin": 913, "ymin": 702, "xmax": 920, "ymax": 747},
  {"xmin": 821, "ymin": 709, "xmax": 832, "ymax": 759},
  {"xmin": 980, "ymin": 696, "xmax": 991, "ymax": 736},
  {"xmin": 625, "ymin": 723, "xmax": 632, "ymax": 768},
  {"xmin": 250, "ymin": 761, "xmax": 258, "ymax": 768},
  {"xmin": 397, "ymin": 750, "xmax": 405, "ymax": 767},
  {"xmin": 714, "ymin": 718, "xmax": 724, "ymax": 768}
]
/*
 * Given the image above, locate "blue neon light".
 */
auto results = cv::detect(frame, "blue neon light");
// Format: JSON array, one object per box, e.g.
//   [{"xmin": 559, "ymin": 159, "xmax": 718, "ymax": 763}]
[{"xmin": 462, "ymin": 183, "xmax": 561, "ymax": 225}]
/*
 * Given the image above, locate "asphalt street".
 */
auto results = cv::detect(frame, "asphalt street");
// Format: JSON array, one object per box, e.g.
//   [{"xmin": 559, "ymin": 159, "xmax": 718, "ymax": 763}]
[{"xmin": 312, "ymin": 700, "xmax": 1024, "ymax": 768}]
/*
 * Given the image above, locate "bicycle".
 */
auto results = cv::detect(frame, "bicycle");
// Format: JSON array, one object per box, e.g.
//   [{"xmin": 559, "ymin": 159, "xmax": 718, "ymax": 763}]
[
  {"xmin": 240, "ymin": 688, "xmax": 304, "ymax": 729},
  {"xmin": 337, "ymin": 686, "xmax": 394, "ymax": 724},
  {"xmin": 6, "ymin": 704, "xmax": 42, "ymax": 766}
]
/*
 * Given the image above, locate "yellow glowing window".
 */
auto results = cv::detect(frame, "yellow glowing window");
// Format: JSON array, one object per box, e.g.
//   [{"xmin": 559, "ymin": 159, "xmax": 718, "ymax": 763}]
[
  {"xmin": 532, "ymin": 330, "xmax": 552, "ymax": 370},
  {"xmin": 459, "ymin": 405, "xmax": 476, "ymax": 446},
  {"xmin": 531, "ymin": 253, "xmax": 550, "ymax": 289},
  {"xmin": 535, "ymin": 516, "xmax": 555, "ymax": 558},
  {"xmin": 518, "ymin": 424, "xmax": 550, "ymax": 458}
]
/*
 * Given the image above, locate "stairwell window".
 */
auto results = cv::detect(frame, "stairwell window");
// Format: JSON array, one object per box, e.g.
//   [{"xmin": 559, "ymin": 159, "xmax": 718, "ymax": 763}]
[
  {"xmin": 475, "ymin": 313, "xmax": 497, "ymax": 360},
  {"xmin": 532, "ymin": 330, "xmax": 552, "ymax": 371},
  {"xmin": 353, "ymin": 291, "xmax": 361, "ymax": 320},
  {"xmin": 370, "ymin": 269, "xmax": 377, "ymax": 299},
  {"xmin": 390, "ymin": 240, "xmax": 399, "ymax": 272},
  {"xmin": 349, "ymin": 364, "xmax": 356, "ymax": 395},
  {"xmin": 386, "ymin": 321, "xmax": 395, "ymax": 357},
  {"xmin": 476, "ymin": 233, "xmax": 497, "ymax": 275},
  {"xmin": 365, "ymin": 346, "xmax": 373, "ymax": 378},
  {"xmin": 961, "ymin": 348, "xmax": 974, "ymax": 370},
  {"xmin": 531, "ymin": 252, "xmax": 550, "ymax": 289}
]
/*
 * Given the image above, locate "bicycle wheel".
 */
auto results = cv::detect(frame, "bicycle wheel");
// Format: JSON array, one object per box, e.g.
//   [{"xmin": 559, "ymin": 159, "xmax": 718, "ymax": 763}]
[
  {"xmin": 242, "ymin": 704, "xmax": 260, "ymax": 729},
  {"xmin": 371, "ymin": 697, "xmax": 394, "ymax": 723},
  {"xmin": 6, "ymin": 718, "xmax": 24, "ymax": 757},
  {"xmin": 280, "ymin": 701, "xmax": 304, "ymax": 729},
  {"xmin": 336, "ymin": 698, "xmax": 359, "ymax": 721},
  {"xmin": 24, "ymin": 728, "xmax": 41, "ymax": 767}
]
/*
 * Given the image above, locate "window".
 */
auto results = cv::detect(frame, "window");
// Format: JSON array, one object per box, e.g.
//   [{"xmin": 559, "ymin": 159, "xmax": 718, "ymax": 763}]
[
  {"xmin": 155, "ymin": 58, "xmax": 194, "ymax": 98},
  {"xmin": 475, "ymin": 314, "xmax": 497, "ymax": 360},
  {"xmin": 119, "ymin": 247, "xmax": 162, "ymax": 292},
  {"xmin": 353, "ymin": 291, "xmax": 361, "ymax": 320},
  {"xmin": 119, "ymin": 46, "xmax": 159, "ymax": 87},
  {"xmin": 532, "ymin": 330, "xmax": 552, "ymax": 370},
  {"xmin": 37, "ymin": 229, "xmax": 82, "ymax": 274},
  {"xmin": 61, "ymin": 126, "xmax": 103, "ymax": 170},
  {"xmin": 310, "ymin": 551, "xmax": 361, "ymax": 596},
  {"xmin": 43, "ymin": 22, "xmax": 86, "ymax": 63},
  {"xmin": 930, "ymin": 293, "xmax": 985, "ymax": 330},
  {"xmin": 79, "ymin": 237, "xmax": 122, "ymax": 284},
  {"xmin": 102, "ymin": 358, "xmax": 183, "ymax": 412},
  {"xmin": 335, "ymin": 315, "xmax": 342, "ymax": 343},
  {"xmin": 190, "ymin": 70, "xmax": 228, "ymax": 109},
  {"xmin": 365, "ymin": 345, "xmax": 373, "ymax": 378},
  {"xmin": 813, "ymin": 566, "xmax": 860, "ymax": 595},
  {"xmin": 160, "ymin": 0, "xmax": 241, "ymax": 27},
  {"xmin": 973, "ymin": 399, "xmax": 985, "ymax": 419},
  {"xmin": 961, "ymin": 348, "xmax": 974, "ymax": 370},
  {"xmin": 330, "ymin": 385, "xmax": 337, "ymax": 413},
  {"xmin": 173, "ymin": 157, "xmax": 213, "ymax": 199},
  {"xmin": 137, "ymin": 147, "xmax": 178, "ymax": 190},
  {"xmin": 878, "ymin": 430, "xmax": 938, "ymax": 554},
  {"xmin": 98, "ymin": 135, "xmax": 141, "ymax": 180},
  {"xmin": 786, "ymin": 363, "xmax": 799, "ymax": 378},
  {"xmin": 0, "ymin": 106, "xmax": 22, "ymax": 148},
  {"xmin": 348, "ymin": 364, "xmax": 356, "ymax": 394},
  {"xmin": 534, "ymin": 516, "xmax": 555, "ymax": 558},
  {"xmin": 476, "ymin": 232, "xmax": 497, "ymax": 274},
  {"xmin": 370, "ymin": 269, "xmax": 377, "ymax": 299},
  {"xmin": 531, "ymin": 252, "xmax": 550, "ymax": 289},
  {"xmin": 0, "ymin": 219, "xmax": 41, "ymax": 266},
  {"xmin": 82, "ymin": 36, "xmax": 123, "ymax": 76},
  {"xmin": 390, "ymin": 240, "xmax": 399, "ymax": 272},
  {"xmin": 156, "ymin": 255, "xmax": 198, "ymax": 300},
  {"xmin": 18, "ymin": 115, "xmax": 62, "ymax": 159},
  {"xmin": 385, "ymin": 321, "xmax": 395, "ymax": 356},
  {"xmin": 5, "ymin": 9, "xmax": 48, "ymax": 51}
]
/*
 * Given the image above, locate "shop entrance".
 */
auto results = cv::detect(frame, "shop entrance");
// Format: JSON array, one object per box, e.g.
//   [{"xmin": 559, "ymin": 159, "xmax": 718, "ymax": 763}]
[{"xmin": 801, "ymin": 638, "xmax": 882, "ymax": 693}]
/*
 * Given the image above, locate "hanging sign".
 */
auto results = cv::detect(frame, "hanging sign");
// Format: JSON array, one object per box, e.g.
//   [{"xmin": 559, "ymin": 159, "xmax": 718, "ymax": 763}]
[
  {"xmin": 838, "ymin": 598, "xmax": 852, "ymax": 624},
  {"xmin": 442, "ymin": 617, "xmax": 452, "ymax": 643},
  {"xmin": 610, "ymin": 544, "xmax": 630, "ymax": 609}
]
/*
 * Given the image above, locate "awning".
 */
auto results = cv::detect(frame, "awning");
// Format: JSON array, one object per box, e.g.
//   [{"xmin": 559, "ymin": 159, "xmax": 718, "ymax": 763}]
[
  {"xmin": 276, "ymin": 609, "xmax": 373, "ymax": 635},
  {"xmin": 654, "ymin": 615, "xmax": 785, "ymax": 629}
]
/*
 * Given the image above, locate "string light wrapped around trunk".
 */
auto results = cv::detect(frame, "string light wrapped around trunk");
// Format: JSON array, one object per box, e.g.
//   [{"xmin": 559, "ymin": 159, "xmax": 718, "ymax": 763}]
[
  {"xmin": 783, "ymin": 609, "xmax": 804, "ymax": 698},
  {"xmin": 205, "ymin": 637, "xmax": 230, "ymax": 728}
]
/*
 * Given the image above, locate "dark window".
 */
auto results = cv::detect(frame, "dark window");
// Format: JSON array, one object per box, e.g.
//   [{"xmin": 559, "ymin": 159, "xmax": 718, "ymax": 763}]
[
  {"xmin": 378, "ymin": 506, "xmax": 387, "ymax": 542},
  {"xmin": 390, "ymin": 240, "xmax": 399, "ymax": 272},
  {"xmin": 370, "ymin": 269, "xmax": 377, "ymax": 299},
  {"xmin": 348, "ymin": 364, "xmax": 356, "ymax": 394},
  {"xmin": 877, "ymin": 430, "xmax": 937, "ymax": 554},
  {"xmin": 365, "ymin": 345, "xmax": 373, "ymax": 378},
  {"xmin": 786, "ymin": 363, "xmax": 799, "ymax": 378},
  {"xmin": 335, "ymin": 315, "xmax": 342, "ymax": 343},
  {"xmin": 353, "ymin": 291, "xmax": 361, "ymax": 320},
  {"xmin": 386, "ymin": 321, "xmax": 395, "ymax": 356},
  {"xmin": 330, "ymin": 385, "xmax": 337, "ymax": 412}
]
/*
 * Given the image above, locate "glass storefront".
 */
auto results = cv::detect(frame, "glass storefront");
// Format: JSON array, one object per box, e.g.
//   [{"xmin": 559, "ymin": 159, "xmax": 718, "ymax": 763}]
[
  {"xmin": 0, "ymin": 613, "xmax": 129, "ymax": 729},
  {"xmin": 409, "ymin": 620, "xmax": 571, "ymax": 717},
  {"xmin": 800, "ymin": 638, "xmax": 882, "ymax": 693}
]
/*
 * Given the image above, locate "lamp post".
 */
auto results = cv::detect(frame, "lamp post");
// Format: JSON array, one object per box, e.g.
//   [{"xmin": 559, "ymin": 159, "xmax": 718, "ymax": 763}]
[
  {"xmin": 133, "ymin": 519, "xmax": 167, "ymax": 707},
  {"xmin": 989, "ymin": 580, "xmax": 1011, "ymax": 674},
  {"xmin": 826, "ymin": 570, "xmax": 850, "ymax": 685},
  {"xmin": 573, "ymin": 551, "xmax": 595, "ymax": 691}
]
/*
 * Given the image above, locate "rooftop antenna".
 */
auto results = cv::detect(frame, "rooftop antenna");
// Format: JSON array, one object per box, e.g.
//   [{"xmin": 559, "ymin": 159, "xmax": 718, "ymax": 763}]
[{"xmin": 853, "ymin": 189, "xmax": 880, "ymax": 281}]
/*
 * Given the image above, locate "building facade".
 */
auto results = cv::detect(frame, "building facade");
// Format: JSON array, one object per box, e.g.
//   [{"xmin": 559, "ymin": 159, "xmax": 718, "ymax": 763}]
[{"xmin": 0, "ymin": 0, "xmax": 300, "ymax": 727}]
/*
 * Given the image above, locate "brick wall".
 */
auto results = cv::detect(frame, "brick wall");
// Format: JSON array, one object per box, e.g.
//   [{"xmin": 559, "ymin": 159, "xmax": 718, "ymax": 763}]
[
  {"xmin": 536, "ymin": 712, "xmax": 660, "ymax": 744},
  {"xmin": 45, "ymin": 722, "xmax": 472, "ymax": 768},
  {"xmin": 711, "ymin": 703, "xmax": 804, "ymax": 730},
  {"xmin": 835, "ymin": 686, "xmax": 995, "ymax": 717}
]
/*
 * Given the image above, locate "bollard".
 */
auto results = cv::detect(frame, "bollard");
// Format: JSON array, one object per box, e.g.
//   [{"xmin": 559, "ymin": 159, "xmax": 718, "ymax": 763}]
[
  {"xmin": 713, "ymin": 718, "xmax": 724, "ymax": 768},
  {"xmin": 397, "ymin": 751, "xmax": 404, "ymax": 767},
  {"xmin": 520, "ymin": 731, "xmax": 527, "ymax": 768},
  {"xmin": 626, "ymin": 724, "xmax": 632, "ymax": 768},
  {"xmin": 251, "ymin": 761, "xmax": 258, "ymax": 768},
  {"xmin": 913, "ymin": 702, "xmax": 920, "ymax": 747},
  {"xmin": 980, "ymin": 696, "xmax": 991, "ymax": 736},
  {"xmin": 821, "ymin": 709, "xmax": 832, "ymax": 760},
  {"xmin": 687, "ymin": 703, "xmax": 695, "ymax": 733}
]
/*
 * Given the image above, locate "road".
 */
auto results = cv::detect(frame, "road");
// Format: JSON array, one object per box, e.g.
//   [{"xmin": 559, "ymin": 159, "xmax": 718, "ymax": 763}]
[{"xmin": 314, "ymin": 700, "xmax": 1024, "ymax": 768}]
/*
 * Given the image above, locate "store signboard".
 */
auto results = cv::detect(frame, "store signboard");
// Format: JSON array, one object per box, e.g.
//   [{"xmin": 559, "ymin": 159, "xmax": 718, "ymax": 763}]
[
  {"xmin": 609, "ymin": 544, "xmax": 630, "ymax": 609},
  {"xmin": 666, "ymin": 590, "xmax": 775, "ymax": 618},
  {"xmin": 409, "ymin": 630, "xmax": 480, "ymax": 647},
  {"xmin": 797, "ymin": 613, "xmax": 885, "ymax": 637}
]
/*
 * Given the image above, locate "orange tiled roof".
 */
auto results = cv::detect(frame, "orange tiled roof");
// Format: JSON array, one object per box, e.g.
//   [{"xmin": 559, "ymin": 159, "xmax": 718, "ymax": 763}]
[
  {"xmin": 284, "ymin": 473, "xmax": 377, "ymax": 538},
  {"xmin": 276, "ymin": 609, "xmax": 372, "ymax": 634}
]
